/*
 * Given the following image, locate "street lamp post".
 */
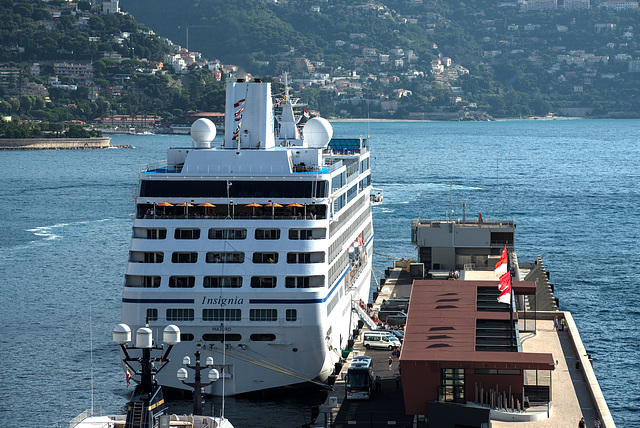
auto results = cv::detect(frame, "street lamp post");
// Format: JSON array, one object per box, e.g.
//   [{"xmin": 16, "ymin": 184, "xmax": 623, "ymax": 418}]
[{"xmin": 177, "ymin": 351, "xmax": 219, "ymax": 415}]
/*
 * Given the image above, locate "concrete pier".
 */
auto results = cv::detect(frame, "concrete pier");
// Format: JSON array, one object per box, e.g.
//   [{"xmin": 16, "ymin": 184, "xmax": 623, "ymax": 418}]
[
  {"xmin": 312, "ymin": 262, "xmax": 615, "ymax": 428},
  {"xmin": 0, "ymin": 137, "xmax": 111, "ymax": 150}
]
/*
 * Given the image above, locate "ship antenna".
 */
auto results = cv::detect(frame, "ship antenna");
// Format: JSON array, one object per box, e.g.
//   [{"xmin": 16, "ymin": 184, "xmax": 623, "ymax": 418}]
[{"xmin": 496, "ymin": 153, "xmax": 499, "ymax": 221}]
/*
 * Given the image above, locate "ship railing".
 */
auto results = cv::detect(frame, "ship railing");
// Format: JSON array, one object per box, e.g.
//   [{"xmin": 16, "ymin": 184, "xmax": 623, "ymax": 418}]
[
  {"xmin": 143, "ymin": 162, "xmax": 330, "ymax": 175},
  {"xmin": 137, "ymin": 213, "xmax": 327, "ymax": 220},
  {"xmin": 411, "ymin": 218, "xmax": 515, "ymax": 227}
]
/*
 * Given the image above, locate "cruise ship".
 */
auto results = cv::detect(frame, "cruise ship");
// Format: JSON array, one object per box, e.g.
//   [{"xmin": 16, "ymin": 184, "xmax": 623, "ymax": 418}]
[{"xmin": 121, "ymin": 76, "xmax": 375, "ymax": 395}]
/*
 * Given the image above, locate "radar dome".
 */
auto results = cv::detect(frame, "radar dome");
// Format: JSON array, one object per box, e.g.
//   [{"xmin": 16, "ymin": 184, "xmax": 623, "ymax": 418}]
[
  {"xmin": 303, "ymin": 117, "xmax": 333, "ymax": 148},
  {"xmin": 190, "ymin": 118, "xmax": 216, "ymax": 149}
]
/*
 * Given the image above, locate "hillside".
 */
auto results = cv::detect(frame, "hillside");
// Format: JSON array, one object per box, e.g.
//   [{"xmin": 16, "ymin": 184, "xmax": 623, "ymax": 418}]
[
  {"xmin": 121, "ymin": 0, "xmax": 640, "ymax": 118},
  {"xmin": 0, "ymin": 0, "xmax": 225, "ymax": 127}
]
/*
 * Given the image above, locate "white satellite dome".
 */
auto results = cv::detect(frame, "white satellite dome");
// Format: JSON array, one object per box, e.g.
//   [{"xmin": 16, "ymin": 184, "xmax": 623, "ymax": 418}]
[
  {"xmin": 303, "ymin": 117, "xmax": 333, "ymax": 148},
  {"xmin": 190, "ymin": 118, "xmax": 216, "ymax": 149}
]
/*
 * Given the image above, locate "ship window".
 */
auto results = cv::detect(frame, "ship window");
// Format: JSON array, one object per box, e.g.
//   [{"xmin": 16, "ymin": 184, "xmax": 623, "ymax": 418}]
[
  {"xmin": 125, "ymin": 275, "xmax": 160, "ymax": 288},
  {"xmin": 167, "ymin": 308, "xmax": 194, "ymax": 321},
  {"xmin": 140, "ymin": 180, "xmax": 327, "ymax": 199},
  {"xmin": 206, "ymin": 252, "xmax": 245, "ymax": 263},
  {"xmin": 181, "ymin": 333, "xmax": 194, "ymax": 341},
  {"xmin": 285, "ymin": 276, "xmax": 325, "ymax": 288},
  {"xmin": 169, "ymin": 276, "xmax": 195, "ymax": 288},
  {"xmin": 209, "ymin": 228, "xmax": 247, "ymax": 240},
  {"xmin": 250, "ymin": 334, "xmax": 276, "ymax": 341},
  {"xmin": 203, "ymin": 276, "xmax": 243, "ymax": 288},
  {"xmin": 253, "ymin": 252, "xmax": 279, "ymax": 264},
  {"xmin": 287, "ymin": 252, "xmax": 325, "ymax": 264},
  {"xmin": 255, "ymin": 229, "xmax": 280, "ymax": 240},
  {"xmin": 175, "ymin": 228, "xmax": 201, "ymax": 239},
  {"xmin": 133, "ymin": 228, "xmax": 167, "ymax": 239},
  {"xmin": 251, "ymin": 276, "xmax": 277, "ymax": 288},
  {"xmin": 129, "ymin": 251, "xmax": 164, "ymax": 263},
  {"xmin": 286, "ymin": 309, "xmax": 297, "ymax": 321},
  {"xmin": 289, "ymin": 228, "xmax": 325, "ymax": 240},
  {"xmin": 146, "ymin": 308, "xmax": 158, "ymax": 321},
  {"xmin": 202, "ymin": 334, "xmax": 242, "ymax": 342},
  {"xmin": 250, "ymin": 309, "xmax": 277, "ymax": 321},
  {"xmin": 172, "ymin": 252, "xmax": 198, "ymax": 263},
  {"xmin": 203, "ymin": 309, "xmax": 241, "ymax": 322}
]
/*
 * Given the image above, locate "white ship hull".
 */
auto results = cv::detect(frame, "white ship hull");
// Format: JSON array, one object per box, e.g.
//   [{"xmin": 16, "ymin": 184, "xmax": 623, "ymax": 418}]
[{"xmin": 120, "ymin": 76, "xmax": 375, "ymax": 396}]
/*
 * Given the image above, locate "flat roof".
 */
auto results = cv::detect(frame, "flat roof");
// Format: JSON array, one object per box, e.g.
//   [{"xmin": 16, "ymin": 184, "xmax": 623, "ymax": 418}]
[{"xmin": 401, "ymin": 280, "xmax": 555, "ymax": 371}]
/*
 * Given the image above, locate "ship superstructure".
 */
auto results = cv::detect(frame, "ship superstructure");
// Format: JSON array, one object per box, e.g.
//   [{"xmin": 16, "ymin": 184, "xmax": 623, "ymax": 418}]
[{"xmin": 121, "ymin": 77, "xmax": 374, "ymax": 395}]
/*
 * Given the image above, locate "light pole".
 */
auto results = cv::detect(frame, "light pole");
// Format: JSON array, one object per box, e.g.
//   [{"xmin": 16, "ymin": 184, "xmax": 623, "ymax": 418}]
[
  {"xmin": 112, "ymin": 324, "xmax": 181, "ymax": 426},
  {"xmin": 177, "ymin": 351, "xmax": 219, "ymax": 415}
]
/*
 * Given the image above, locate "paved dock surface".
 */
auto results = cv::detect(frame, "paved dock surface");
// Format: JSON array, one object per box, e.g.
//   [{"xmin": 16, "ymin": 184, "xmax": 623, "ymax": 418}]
[{"xmin": 313, "ymin": 264, "xmax": 613, "ymax": 428}]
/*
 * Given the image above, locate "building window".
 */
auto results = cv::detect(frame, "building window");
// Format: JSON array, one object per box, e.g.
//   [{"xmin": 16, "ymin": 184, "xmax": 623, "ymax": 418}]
[
  {"xmin": 474, "ymin": 369, "xmax": 521, "ymax": 375},
  {"xmin": 166, "ymin": 308, "xmax": 194, "ymax": 321},
  {"xmin": 251, "ymin": 277, "xmax": 277, "ymax": 288},
  {"xmin": 250, "ymin": 334, "xmax": 276, "ymax": 341},
  {"xmin": 172, "ymin": 252, "xmax": 198, "ymax": 263},
  {"xmin": 175, "ymin": 228, "xmax": 201, "ymax": 239},
  {"xmin": 439, "ymin": 368, "xmax": 465, "ymax": 403},
  {"xmin": 286, "ymin": 309, "xmax": 297, "ymax": 321},
  {"xmin": 203, "ymin": 309, "xmax": 241, "ymax": 321},
  {"xmin": 168, "ymin": 276, "xmax": 195, "ymax": 288},
  {"xmin": 203, "ymin": 276, "xmax": 242, "ymax": 288},
  {"xmin": 250, "ymin": 309, "xmax": 277, "ymax": 321},
  {"xmin": 209, "ymin": 228, "xmax": 247, "ymax": 240},
  {"xmin": 253, "ymin": 252, "xmax": 278, "ymax": 264},
  {"xmin": 146, "ymin": 308, "xmax": 158, "ymax": 321},
  {"xmin": 255, "ymin": 229, "xmax": 280, "ymax": 240}
]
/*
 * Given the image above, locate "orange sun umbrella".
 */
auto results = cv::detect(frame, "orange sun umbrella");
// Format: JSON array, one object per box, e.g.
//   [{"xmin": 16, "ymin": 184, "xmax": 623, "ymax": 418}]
[
  {"xmin": 156, "ymin": 202, "xmax": 173, "ymax": 207},
  {"xmin": 245, "ymin": 203, "xmax": 262, "ymax": 207},
  {"xmin": 287, "ymin": 203, "xmax": 303, "ymax": 208},
  {"xmin": 265, "ymin": 202, "xmax": 283, "ymax": 208},
  {"xmin": 176, "ymin": 202, "xmax": 194, "ymax": 207},
  {"xmin": 198, "ymin": 202, "xmax": 216, "ymax": 207}
]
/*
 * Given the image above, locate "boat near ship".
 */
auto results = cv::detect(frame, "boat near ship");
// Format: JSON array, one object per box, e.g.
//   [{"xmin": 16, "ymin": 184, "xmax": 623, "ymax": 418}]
[
  {"xmin": 72, "ymin": 324, "xmax": 234, "ymax": 428},
  {"xmin": 121, "ymin": 76, "xmax": 375, "ymax": 396},
  {"xmin": 170, "ymin": 124, "xmax": 192, "ymax": 134}
]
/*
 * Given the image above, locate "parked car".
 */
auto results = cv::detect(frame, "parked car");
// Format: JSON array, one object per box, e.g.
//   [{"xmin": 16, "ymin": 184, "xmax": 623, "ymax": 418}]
[{"xmin": 362, "ymin": 331, "xmax": 402, "ymax": 350}]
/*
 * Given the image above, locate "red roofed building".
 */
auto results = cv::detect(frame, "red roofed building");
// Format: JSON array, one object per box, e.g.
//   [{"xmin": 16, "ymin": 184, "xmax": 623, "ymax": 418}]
[{"xmin": 400, "ymin": 279, "xmax": 554, "ymax": 417}]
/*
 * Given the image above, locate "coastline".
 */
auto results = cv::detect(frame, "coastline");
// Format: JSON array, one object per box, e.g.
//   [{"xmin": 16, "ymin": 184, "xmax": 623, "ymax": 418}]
[
  {"xmin": 0, "ymin": 137, "xmax": 112, "ymax": 150},
  {"xmin": 327, "ymin": 116, "xmax": 586, "ymax": 123}
]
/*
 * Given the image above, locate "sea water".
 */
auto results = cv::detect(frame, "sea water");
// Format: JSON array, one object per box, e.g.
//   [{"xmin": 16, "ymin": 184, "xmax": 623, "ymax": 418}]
[{"xmin": 0, "ymin": 120, "xmax": 638, "ymax": 427}]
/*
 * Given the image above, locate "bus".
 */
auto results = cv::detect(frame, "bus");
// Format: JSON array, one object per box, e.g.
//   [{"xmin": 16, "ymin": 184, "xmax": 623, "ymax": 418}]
[{"xmin": 345, "ymin": 356, "xmax": 374, "ymax": 399}]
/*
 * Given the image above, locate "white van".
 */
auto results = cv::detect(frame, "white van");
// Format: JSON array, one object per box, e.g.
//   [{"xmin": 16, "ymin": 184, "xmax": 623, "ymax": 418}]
[{"xmin": 362, "ymin": 331, "xmax": 402, "ymax": 350}]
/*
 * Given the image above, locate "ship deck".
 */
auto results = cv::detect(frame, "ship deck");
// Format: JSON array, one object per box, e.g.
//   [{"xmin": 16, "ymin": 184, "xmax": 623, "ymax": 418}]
[{"xmin": 312, "ymin": 265, "xmax": 615, "ymax": 428}]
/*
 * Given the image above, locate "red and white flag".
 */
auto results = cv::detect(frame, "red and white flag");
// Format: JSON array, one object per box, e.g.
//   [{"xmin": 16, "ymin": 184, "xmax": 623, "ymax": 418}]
[
  {"xmin": 303, "ymin": 108, "xmax": 310, "ymax": 118},
  {"xmin": 498, "ymin": 271, "xmax": 511, "ymax": 292},
  {"xmin": 125, "ymin": 370, "xmax": 131, "ymax": 388},
  {"xmin": 233, "ymin": 99, "xmax": 245, "ymax": 108},
  {"xmin": 494, "ymin": 244, "xmax": 508, "ymax": 273},
  {"xmin": 497, "ymin": 272, "xmax": 512, "ymax": 304}
]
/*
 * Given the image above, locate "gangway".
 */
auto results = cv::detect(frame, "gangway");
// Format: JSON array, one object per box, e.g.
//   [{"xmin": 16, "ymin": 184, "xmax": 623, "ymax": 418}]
[{"xmin": 353, "ymin": 300, "xmax": 379, "ymax": 331}]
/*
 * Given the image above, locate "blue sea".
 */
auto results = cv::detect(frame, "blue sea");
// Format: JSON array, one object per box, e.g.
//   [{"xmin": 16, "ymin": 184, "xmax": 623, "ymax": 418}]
[{"xmin": 0, "ymin": 119, "xmax": 638, "ymax": 427}]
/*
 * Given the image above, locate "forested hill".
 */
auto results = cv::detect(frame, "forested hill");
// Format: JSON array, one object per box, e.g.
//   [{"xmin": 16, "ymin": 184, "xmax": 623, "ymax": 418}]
[{"xmin": 122, "ymin": 0, "xmax": 640, "ymax": 118}]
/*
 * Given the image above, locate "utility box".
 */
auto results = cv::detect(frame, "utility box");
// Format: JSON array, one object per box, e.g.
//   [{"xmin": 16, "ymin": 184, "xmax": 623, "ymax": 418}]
[{"xmin": 409, "ymin": 263, "xmax": 425, "ymax": 278}]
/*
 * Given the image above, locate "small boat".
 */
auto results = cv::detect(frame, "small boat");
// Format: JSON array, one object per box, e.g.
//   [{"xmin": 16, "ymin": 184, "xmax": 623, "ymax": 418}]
[{"xmin": 71, "ymin": 324, "xmax": 234, "ymax": 428}]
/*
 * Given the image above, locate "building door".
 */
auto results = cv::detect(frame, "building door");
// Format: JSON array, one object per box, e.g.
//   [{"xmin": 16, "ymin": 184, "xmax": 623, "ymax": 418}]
[{"xmin": 439, "ymin": 368, "xmax": 465, "ymax": 403}]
